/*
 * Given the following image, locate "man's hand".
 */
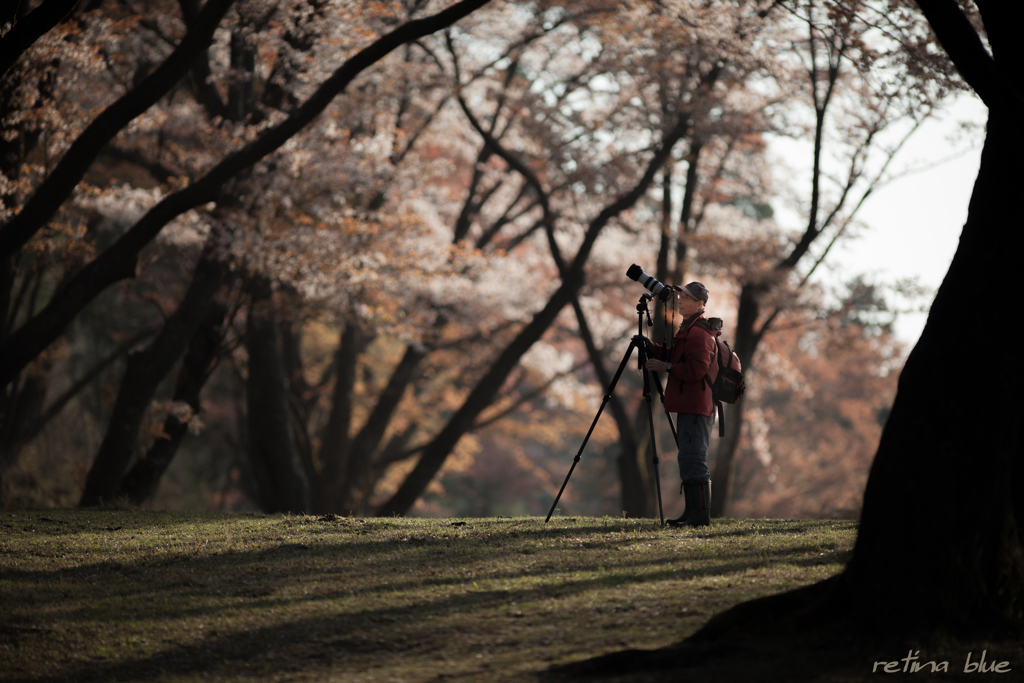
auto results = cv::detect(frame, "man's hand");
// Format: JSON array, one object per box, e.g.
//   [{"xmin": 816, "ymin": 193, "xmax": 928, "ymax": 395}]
[{"xmin": 645, "ymin": 359, "xmax": 671, "ymax": 372}]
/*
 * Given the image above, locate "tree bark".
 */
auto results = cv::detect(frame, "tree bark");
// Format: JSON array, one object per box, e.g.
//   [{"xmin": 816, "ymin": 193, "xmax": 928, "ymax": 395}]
[
  {"xmin": 278, "ymin": 314, "xmax": 318, "ymax": 502},
  {"xmin": 245, "ymin": 276, "xmax": 309, "ymax": 514},
  {"xmin": 710, "ymin": 282, "xmax": 762, "ymax": 517},
  {"xmin": 177, "ymin": 0, "xmax": 228, "ymax": 121},
  {"xmin": 227, "ymin": 28, "xmax": 256, "ymax": 123},
  {"xmin": 710, "ymin": 394, "xmax": 744, "ymax": 518},
  {"xmin": 0, "ymin": 365, "xmax": 48, "ymax": 500},
  {"xmin": 116, "ymin": 299, "xmax": 228, "ymax": 504},
  {"xmin": 672, "ymin": 138, "xmax": 702, "ymax": 285},
  {"xmin": 79, "ymin": 255, "xmax": 227, "ymax": 506},
  {"xmin": 841, "ymin": 105, "xmax": 1024, "ymax": 631},
  {"xmin": 340, "ymin": 342, "xmax": 426, "ymax": 511},
  {"xmin": 656, "ymin": 165, "xmax": 672, "ymax": 283},
  {"xmin": 319, "ymin": 323, "xmax": 365, "ymax": 512}
]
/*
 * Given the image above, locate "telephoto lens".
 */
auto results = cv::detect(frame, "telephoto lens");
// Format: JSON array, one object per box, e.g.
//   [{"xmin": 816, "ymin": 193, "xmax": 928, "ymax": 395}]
[{"xmin": 626, "ymin": 264, "xmax": 666, "ymax": 296}]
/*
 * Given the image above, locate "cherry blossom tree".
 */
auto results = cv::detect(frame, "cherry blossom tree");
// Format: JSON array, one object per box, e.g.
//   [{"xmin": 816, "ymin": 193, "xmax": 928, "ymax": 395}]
[
  {"xmin": 0, "ymin": 0, "xmax": 493, "ymax": 506},
  {"xmin": 676, "ymin": 0, "xmax": 956, "ymax": 516}
]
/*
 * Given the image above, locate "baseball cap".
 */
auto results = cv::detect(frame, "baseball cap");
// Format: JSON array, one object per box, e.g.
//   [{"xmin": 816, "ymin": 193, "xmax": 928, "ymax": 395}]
[{"xmin": 679, "ymin": 281, "xmax": 709, "ymax": 304}]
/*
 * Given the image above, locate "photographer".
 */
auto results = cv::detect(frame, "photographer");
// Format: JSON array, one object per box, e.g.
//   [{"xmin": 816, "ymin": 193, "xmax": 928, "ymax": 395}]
[{"xmin": 644, "ymin": 282, "xmax": 716, "ymax": 528}]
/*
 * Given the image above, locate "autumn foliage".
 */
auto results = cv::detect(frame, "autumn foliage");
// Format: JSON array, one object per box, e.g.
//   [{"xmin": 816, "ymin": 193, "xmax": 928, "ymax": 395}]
[{"xmin": 0, "ymin": 0, "xmax": 947, "ymax": 521}]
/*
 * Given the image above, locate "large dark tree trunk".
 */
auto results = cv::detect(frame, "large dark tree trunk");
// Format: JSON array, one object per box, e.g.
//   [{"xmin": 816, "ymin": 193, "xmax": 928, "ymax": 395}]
[
  {"xmin": 245, "ymin": 277, "xmax": 309, "ymax": 514},
  {"xmin": 696, "ymin": 0, "xmax": 1024, "ymax": 640},
  {"xmin": 79, "ymin": 255, "xmax": 227, "ymax": 506},
  {"xmin": 836, "ymin": 0, "xmax": 1024, "ymax": 632},
  {"xmin": 841, "ymin": 104, "xmax": 1024, "ymax": 631},
  {"xmin": 116, "ymin": 299, "xmax": 228, "ymax": 504},
  {"xmin": 710, "ymin": 282, "xmax": 762, "ymax": 517},
  {"xmin": 319, "ymin": 323, "xmax": 365, "ymax": 512}
]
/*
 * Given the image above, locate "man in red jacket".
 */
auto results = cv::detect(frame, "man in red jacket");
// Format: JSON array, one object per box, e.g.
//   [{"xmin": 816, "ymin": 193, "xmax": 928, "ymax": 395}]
[{"xmin": 645, "ymin": 281, "xmax": 715, "ymax": 527}]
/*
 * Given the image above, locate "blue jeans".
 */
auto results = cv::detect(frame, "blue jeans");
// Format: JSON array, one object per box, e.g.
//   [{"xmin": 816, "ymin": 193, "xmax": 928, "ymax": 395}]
[{"xmin": 676, "ymin": 413, "xmax": 713, "ymax": 483}]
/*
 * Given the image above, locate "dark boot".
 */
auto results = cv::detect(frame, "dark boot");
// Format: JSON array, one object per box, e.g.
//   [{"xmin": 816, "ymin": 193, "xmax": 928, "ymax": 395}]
[
  {"xmin": 666, "ymin": 482, "xmax": 691, "ymax": 526},
  {"xmin": 675, "ymin": 480, "xmax": 710, "ymax": 528}
]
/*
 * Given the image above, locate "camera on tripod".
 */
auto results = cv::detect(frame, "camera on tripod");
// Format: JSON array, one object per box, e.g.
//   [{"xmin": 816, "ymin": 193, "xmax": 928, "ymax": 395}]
[
  {"xmin": 626, "ymin": 264, "xmax": 675, "ymax": 300},
  {"xmin": 546, "ymin": 263, "xmax": 676, "ymax": 525}
]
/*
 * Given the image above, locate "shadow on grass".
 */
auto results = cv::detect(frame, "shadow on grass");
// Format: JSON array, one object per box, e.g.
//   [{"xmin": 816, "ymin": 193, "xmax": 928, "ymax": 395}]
[
  {"xmin": 540, "ymin": 577, "xmax": 873, "ymax": 683},
  {"xmin": 2, "ymin": 533, "xmax": 845, "ymax": 625},
  {"xmin": 3, "ymin": 530, "xmax": 849, "ymax": 682},
  {"xmin": 0, "ymin": 510, "xmax": 274, "ymax": 536}
]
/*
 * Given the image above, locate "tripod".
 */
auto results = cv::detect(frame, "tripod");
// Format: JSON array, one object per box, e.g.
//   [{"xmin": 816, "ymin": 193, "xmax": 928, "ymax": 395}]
[{"xmin": 545, "ymin": 293, "xmax": 677, "ymax": 525}]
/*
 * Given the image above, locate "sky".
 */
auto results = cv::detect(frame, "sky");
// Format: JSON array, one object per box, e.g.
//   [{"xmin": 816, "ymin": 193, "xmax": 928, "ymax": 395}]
[{"xmin": 769, "ymin": 94, "xmax": 989, "ymax": 346}]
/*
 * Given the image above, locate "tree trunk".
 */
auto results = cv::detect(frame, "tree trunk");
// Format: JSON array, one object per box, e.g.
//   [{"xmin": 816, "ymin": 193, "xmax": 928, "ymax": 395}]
[
  {"xmin": 656, "ymin": 165, "xmax": 672, "ymax": 283},
  {"xmin": 0, "ymin": 255, "xmax": 12, "ymax": 342},
  {"xmin": 842, "ymin": 106, "xmax": 1024, "ymax": 631},
  {"xmin": 710, "ymin": 394, "xmax": 744, "ymax": 518},
  {"xmin": 570, "ymin": 298, "xmax": 647, "ymax": 517},
  {"xmin": 672, "ymin": 138, "xmax": 703, "ymax": 286},
  {"xmin": 245, "ymin": 277, "xmax": 309, "ymax": 514},
  {"xmin": 227, "ymin": 28, "xmax": 256, "ymax": 122},
  {"xmin": 318, "ymin": 323, "xmax": 364, "ymax": 512},
  {"xmin": 710, "ymin": 281, "xmax": 761, "ymax": 517},
  {"xmin": 0, "ymin": 367, "xmax": 49, "ymax": 502},
  {"xmin": 116, "ymin": 299, "xmax": 228, "ymax": 505},
  {"xmin": 79, "ymin": 255, "xmax": 226, "ymax": 506},
  {"xmin": 278, "ymin": 314, "xmax": 319, "ymax": 504},
  {"xmin": 340, "ymin": 342, "xmax": 426, "ymax": 512}
]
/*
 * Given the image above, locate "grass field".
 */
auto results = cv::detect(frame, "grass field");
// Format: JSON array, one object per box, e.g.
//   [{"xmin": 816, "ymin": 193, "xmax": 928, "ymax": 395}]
[{"xmin": 1, "ymin": 511, "xmax": 858, "ymax": 682}]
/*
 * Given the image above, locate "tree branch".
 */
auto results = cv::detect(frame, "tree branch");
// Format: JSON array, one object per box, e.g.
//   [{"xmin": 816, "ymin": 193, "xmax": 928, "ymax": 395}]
[
  {"xmin": 0, "ymin": 0, "xmax": 80, "ymax": 78},
  {"xmin": 0, "ymin": 0, "xmax": 494, "ymax": 389},
  {"xmin": 13, "ymin": 323, "xmax": 160, "ymax": 449},
  {"xmin": 914, "ymin": 0, "xmax": 1023, "ymax": 108},
  {"xmin": 0, "ymin": 0, "xmax": 236, "ymax": 259},
  {"xmin": 375, "ymin": 113, "xmax": 691, "ymax": 516}
]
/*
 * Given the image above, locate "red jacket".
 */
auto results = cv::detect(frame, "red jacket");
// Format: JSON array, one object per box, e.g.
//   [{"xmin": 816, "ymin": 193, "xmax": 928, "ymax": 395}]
[{"xmin": 649, "ymin": 314, "xmax": 716, "ymax": 417}]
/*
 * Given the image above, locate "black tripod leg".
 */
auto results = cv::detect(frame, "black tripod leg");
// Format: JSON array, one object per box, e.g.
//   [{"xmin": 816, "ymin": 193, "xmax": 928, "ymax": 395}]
[
  {"xmin": 545, "ymin": 340, "xmax": 638, "ymax": 522},
  {"xmin": 637, "ymin": 345, "xmax": 665, "ymax": 526},
  {"xmin": 644, "ymin": 383, "xmax": 666, "ymax": 526},
  {"xmin": 649, "ymin": 371, "xmax": 677, "ymax": 443}
]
